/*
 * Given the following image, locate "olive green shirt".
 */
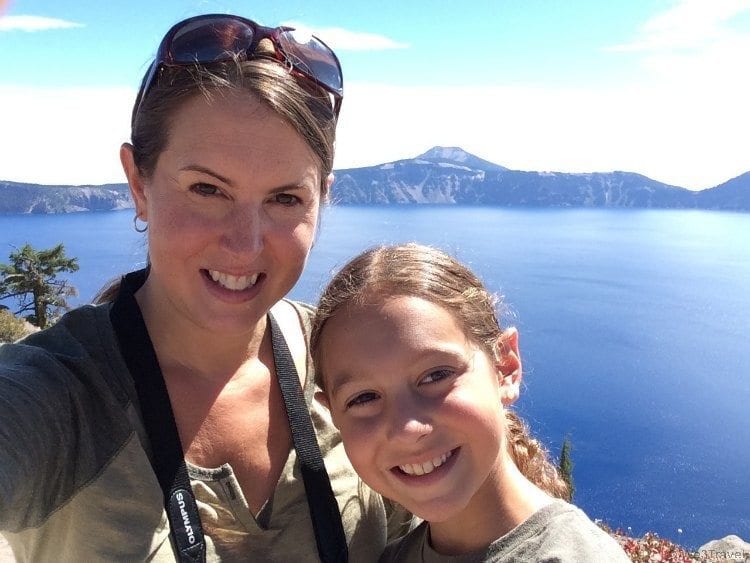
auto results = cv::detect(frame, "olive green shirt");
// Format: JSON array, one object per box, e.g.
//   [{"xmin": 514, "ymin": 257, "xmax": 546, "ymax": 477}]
[{"xmin": 0, "ymin": 300, "xmax": 388, "ymax": 562}]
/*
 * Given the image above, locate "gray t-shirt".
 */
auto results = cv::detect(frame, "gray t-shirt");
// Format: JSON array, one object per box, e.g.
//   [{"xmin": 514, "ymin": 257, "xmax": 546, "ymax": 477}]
[{"xmin": 380, "ymin": 500, "xmax": 630, "ymax": 562}]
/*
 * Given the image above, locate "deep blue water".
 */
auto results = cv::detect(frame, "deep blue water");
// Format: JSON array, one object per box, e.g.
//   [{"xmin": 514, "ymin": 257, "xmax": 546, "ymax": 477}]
[{"xmin": 1, "ymin": 207, "xmax": 748, "ymax": 549}]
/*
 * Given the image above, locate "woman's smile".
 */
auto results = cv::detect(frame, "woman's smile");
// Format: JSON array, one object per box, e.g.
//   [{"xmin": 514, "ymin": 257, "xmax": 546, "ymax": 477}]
[
  {"xmin": 206, "ymin": 270, "xmax": 261, "ymax": 291},
  {"xmin": 200, "ymin": 269, "xmax": 267, "ymax": 303}
]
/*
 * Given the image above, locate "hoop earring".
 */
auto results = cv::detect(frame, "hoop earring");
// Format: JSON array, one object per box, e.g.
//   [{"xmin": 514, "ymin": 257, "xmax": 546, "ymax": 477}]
[{"xmin": 133, "ymin": 214, "xmax": 148, "ymax": 233}]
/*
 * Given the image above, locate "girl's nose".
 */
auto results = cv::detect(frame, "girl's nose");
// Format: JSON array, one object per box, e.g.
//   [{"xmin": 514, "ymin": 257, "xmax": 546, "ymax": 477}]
[{"xmin": 386, "ymin": 393, "xmax": 433, "ymax": 444}]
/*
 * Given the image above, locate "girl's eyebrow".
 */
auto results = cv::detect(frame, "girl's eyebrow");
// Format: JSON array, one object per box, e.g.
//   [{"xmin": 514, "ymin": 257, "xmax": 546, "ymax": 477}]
[
  {"xmin": 325, "ymin": 347, "xmax": 470, "ymax": 399},
  {"xmin": 326, "ymin": 371, "xmax": 359, "ymax": 399}
]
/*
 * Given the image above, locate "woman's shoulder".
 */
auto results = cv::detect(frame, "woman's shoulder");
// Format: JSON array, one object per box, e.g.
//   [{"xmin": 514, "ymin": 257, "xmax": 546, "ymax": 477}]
[
  {"xmin": 283, "ymin": 298, "xmax": 316, "ymax": 331},
  {"xmin": 0, "ymin": 303, "xmax": 140, "ymax": 531},
  {"xmin": 2, "ymin": 304, "xmax": 105, "ymax": 373},
  {"xmin": 0, "ymin": 302, "xmax": 133, "ymax": 409}
]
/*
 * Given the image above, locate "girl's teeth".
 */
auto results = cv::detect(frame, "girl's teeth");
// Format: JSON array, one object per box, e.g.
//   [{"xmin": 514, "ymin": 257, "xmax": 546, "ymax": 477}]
[
  {"xmin": 399, "ymin": 449, "xmax": 453, "ymax": 476},
  {"xmin": 208, "ymin": 270, "xmax": 259, "ymax": 291}
]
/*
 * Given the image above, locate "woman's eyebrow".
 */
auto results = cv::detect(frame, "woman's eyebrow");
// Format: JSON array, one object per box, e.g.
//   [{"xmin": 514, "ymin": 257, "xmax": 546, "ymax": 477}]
[
  {"xmin": 179, "ymin": 164, "xmax": 234, "ymax": 186},
  {"xmin": 268, "ymin": 183, "xmax": 312, "ymax": 194},
  {"xmin": 180, "ymin": 164, "xmax": 315, "ymax": 193}
]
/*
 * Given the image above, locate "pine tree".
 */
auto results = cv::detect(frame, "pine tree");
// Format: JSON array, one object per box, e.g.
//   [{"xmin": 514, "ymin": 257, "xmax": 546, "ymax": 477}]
[
  {"xmin": 0, "ymin": 243, "xmax": 79, "ymax": 329},
  {"xmin": 559, "ymin": 436, "xmax": 575, "ymax": 502}
]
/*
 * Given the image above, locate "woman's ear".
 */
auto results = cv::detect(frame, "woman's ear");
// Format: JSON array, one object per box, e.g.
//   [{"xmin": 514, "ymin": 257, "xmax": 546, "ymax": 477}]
[
  {"xmin": 120, "ymin": 143, "xmax": 149, "ymax": 221},
  {"xmin": 495, "ymin": 327, "xmax": 522, "ymax": 406}
]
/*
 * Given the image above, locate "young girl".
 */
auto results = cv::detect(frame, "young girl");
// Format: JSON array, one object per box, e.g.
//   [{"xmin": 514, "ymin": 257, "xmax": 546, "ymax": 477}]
[{"xmin": 310, "ymin": 243, "xmax": 630, "ymax": 562}]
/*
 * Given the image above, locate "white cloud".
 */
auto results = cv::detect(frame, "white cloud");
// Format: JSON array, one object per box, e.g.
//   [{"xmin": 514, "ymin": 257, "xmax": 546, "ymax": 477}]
[
  {"xmin": 1, "ymin": 75, "xmax": 747, "ymax": 190},
  {"xmin": 0, "ymin": 85, "xmax": 133, "ymax": 185},
  {"xmin": 282, "ymin": 21, "xmax": 408, "ymax": 51},
  {"xmin": 606, "ymin": 0, "xmax": 750, "ymax": 52},
  {"xmin": 0, "ymin": 15, "xmax": 84, "ymax": 32},
  {"xmin": 334, "ymin": 80, "xmax": 749, "ymax": 190}
]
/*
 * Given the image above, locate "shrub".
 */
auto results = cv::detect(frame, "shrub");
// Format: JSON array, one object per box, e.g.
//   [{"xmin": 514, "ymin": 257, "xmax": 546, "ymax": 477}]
[{"xmin": 0, "ymin": 308, "xmax": 29, "ymax": 343}]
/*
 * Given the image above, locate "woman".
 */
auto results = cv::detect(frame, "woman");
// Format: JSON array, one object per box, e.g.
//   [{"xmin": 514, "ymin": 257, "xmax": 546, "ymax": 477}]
[{"xmin": 0, "ymin": 14, "xmax": 391, "ymax": 562}]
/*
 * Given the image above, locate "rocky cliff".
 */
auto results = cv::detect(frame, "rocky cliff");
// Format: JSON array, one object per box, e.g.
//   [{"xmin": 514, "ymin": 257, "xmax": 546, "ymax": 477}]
[
  {"xmin": 0, "ymin": 181, "xmax": 132, "ymax": 214},
  {"xmin": 2, "ymin": 147, "xmax": 748, "ymax": 212},
  {"xmin": 331, "ymin": 147, "xmax": 750, "ymax": 210}
]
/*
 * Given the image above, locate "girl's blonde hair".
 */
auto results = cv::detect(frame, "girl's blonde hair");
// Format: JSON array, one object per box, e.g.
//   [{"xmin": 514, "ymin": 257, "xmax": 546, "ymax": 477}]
[{"xmin": 310, "ymin": 243, "xmax": 570, "ymax": 500}]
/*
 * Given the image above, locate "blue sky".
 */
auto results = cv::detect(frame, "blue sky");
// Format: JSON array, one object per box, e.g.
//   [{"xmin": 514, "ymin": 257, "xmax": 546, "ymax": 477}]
[{"xmin": 1, "ymin": 0, "xmax": 749, "ymax": 189}]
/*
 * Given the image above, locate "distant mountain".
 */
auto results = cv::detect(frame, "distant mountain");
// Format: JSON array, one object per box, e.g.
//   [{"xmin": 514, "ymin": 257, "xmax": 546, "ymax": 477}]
[
  {"xmin": 417, "ymin": 146, "xmax": 509, "ymax": 172},
  {"xmin": 694, "ymin": 172, "xmax": 750, "ymax": 211},
  {"xmin": 1, "ymin": 148, "xmax": 748, "ymax": 212},
  {"xmin": 331, "ymin": 147, "xmax": 749, "ymax": 210},
  {"xmin": 0, "ymin": 181, "xmax": 132, "ymax": 214}
]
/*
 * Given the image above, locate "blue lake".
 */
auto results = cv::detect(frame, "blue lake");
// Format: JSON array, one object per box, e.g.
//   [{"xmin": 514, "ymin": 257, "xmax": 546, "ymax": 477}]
[{"xmin": 1, "ymin": 206, "xmax": 748, "ymax": 549}]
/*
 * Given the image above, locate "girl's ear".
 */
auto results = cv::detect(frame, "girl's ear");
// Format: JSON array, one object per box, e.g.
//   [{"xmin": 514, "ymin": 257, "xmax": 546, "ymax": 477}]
[
  {"xmin": 314, "ymin": 390, "xmax": 331, "ymax": 410},
  {"xmin": 495, "ymin": 327, "xmax": 522, "ymax": 406},
  {"xmin": 315, "ymin": 391, "xmax": 331, "ymax": 411},
  {"xmin": 120, "ymin": 142, "xmax": 149, "ymax": 221},
  {"xmin": 314, "ymin": 390, "xmax": 340, "ymax": 429}
]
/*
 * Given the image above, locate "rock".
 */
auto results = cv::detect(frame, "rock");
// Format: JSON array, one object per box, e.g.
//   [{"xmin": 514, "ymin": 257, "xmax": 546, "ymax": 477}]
[
  {"xmin": 0, "ymin": 535, "xmax": 15, "ymax": 562},
  {"xmin": 698, "ymin": 535, "xmax": 750, "ymax": 563}
]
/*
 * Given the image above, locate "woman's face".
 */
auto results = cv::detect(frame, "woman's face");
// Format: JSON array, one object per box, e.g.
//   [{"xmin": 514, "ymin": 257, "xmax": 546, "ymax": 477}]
[{"xmin": 126, "ymin": 91, "xmax": 325, "ymax": 335}]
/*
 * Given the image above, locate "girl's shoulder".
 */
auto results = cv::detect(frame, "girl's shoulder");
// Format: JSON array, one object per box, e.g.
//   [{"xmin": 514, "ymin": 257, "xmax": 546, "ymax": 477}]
[
  {"xmin": 488, "ymin": 500, "xmax": 630, "ymax": 562},
  {"xmin": 379, "ymin": 520, "xmax": 430, "ymax": 563},
  {"xmin": 379, "ymin": 501, "xmax": 630, "ymax": 563}
]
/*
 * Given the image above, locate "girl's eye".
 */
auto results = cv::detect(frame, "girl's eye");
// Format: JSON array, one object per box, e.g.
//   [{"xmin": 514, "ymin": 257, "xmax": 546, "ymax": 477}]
[
  {"xmin": 421, "ymin": 369, "xmax": 455, "ymax": 385},
  {"xmin": 191, "ymin": 183, "xmax": 220, "ymax": 197},
  {"xmin": 345, "ymin": 391, "xmax": 379, "ymax": 409},
  {"xmin": 274, "ymin": 192, "xmax": 302, "ymax": 206}
]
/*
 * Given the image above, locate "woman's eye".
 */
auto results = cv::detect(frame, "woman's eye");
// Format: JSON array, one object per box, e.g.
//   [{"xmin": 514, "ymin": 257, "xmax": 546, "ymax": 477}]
[
  {"xmin": 191, "ymin": 183, "xmax": 220, "ymax": 197},
  {"xmin": 274, "ymin": 192, "xmax": 301, "ymax": 206},
  {"xmin": 421, "ymin": 369, "xmax": 455, "ymax": 385},
  {"xmin": 345, "ymin": 391, "xmax": 379, "ymax": 409}
]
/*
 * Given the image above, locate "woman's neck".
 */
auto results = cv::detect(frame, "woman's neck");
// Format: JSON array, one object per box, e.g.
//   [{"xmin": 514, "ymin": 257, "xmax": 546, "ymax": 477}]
[
  {"xmin": 134, "ymin": 279, "xmax": 268, "ymax": 383},
  {"xmin": 428, "ymin": 454, "xmax": 553, "ymax": 556}
]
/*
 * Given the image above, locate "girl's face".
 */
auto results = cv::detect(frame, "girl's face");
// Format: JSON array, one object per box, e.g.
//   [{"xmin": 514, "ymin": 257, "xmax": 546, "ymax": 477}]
[
  {"xmin": 317, "ymin": 295, "xmax": 521, "ymax": 522},
  {"xmin": 123, "ymin": 91, "xmax": 327, "ymax": 335}
]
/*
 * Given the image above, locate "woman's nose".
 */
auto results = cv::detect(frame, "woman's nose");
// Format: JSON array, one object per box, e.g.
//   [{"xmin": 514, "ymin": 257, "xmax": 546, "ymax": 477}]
[{"xmin": 221, "ymin": 204, "xmax": 264, "ymax": 257}]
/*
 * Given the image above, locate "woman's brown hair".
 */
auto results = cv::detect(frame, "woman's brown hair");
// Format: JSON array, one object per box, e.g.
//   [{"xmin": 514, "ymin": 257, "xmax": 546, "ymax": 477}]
[{"xmin": 95, "ymin": 46, "xmax": 338, "ymax": 304}]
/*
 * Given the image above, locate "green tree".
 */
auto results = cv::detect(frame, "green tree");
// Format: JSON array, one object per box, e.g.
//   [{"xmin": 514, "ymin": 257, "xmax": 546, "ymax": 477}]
[
  {"xmin": 558, "ymin": 436, "xmax": 575, "ymax": 502},
  {"xmin": 0, "ymin": 243, "xmax": 79, "ymax": 329}
]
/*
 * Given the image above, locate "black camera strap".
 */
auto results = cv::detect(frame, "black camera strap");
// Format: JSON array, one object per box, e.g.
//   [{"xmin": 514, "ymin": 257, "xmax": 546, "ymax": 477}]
[
  {"xmin": 110, "ymin": 269, "xmax": 347, "ymax": 563},
  {"xmin": 268, "ymin": 313, "xmax": 348, "ymax": 563}
]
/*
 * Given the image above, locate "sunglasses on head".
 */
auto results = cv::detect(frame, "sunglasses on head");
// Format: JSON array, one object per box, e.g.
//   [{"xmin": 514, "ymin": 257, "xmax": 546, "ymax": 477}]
[{"xmin": 132, "ymin": 14, "xmax": 343, "ymax": 126}]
